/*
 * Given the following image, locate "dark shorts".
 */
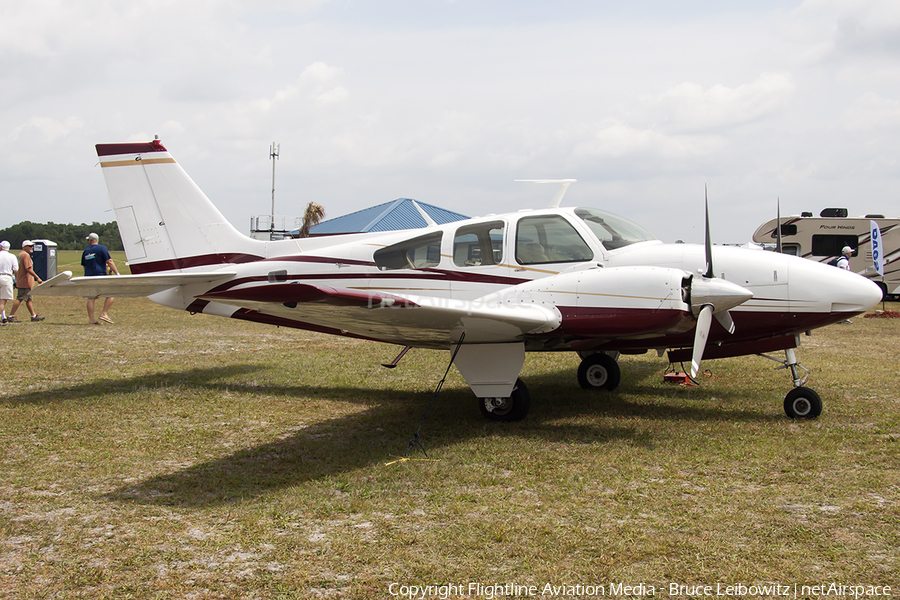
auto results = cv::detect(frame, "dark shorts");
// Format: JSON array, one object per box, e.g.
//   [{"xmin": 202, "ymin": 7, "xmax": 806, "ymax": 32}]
[{"xmin": 16, "ymin": 287, "xmax": 33, "ymax": 301}]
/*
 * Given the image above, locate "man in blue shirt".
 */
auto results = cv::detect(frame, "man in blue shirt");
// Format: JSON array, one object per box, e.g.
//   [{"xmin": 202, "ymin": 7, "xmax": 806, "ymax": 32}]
[{"xmin": 82, "ymin": 232, "xmax": 120, "ymax": 324}]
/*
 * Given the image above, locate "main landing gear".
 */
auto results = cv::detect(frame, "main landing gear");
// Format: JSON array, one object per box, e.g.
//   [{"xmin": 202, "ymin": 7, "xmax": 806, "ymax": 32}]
[
  {"xmin": 760, "ymin": 347, "xmax": 822, "ymax": 419},
  {"xmin": 479, "ymin": 378, "xmax": 531, "ymax": 422},
  {"xmin": 477, "ymin": 352, "xmax": 621, "ymax": 422},
  {"xmin": 576, "ymin": 351, "xmax": 621, "ymax": 392}
]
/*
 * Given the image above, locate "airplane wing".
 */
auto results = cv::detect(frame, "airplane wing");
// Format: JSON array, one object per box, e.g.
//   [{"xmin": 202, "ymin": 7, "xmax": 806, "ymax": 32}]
[
  {"xmin": 34, "ymin": 271, "xmax": 237, "ymax": 299},
  {"xmin": 198, "ymin": 283, "xmax": 562, "ymax": 346}
]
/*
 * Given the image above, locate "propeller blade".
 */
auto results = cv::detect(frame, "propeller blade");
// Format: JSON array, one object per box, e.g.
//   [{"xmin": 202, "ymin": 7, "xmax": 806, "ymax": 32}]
[
  {"xmin": 691, "ymin": 305, "xmax": 713, "ymax": 378},
  {"xmin": 714, "ymin": 310, "xmax": 736, "ymax": 335},
  {"xmin": 775, "ymin": 197, "xmax": 783, "ymax": 254},
  {"xmin": 704, "ymin": 185, "xmax": 714, "ymax": 279}
]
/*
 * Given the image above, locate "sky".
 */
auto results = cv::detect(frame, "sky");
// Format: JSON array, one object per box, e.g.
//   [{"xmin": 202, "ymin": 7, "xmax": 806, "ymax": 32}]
[{"xmin": 2, "ymin": 0, "xmax": 900, "ymax": 244}]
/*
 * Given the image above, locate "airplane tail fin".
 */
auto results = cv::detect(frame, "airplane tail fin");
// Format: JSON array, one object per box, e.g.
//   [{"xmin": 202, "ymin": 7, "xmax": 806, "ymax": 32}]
[{"xmin": 96, "ymin": 139, "xmax": 263, "ymax": 274}]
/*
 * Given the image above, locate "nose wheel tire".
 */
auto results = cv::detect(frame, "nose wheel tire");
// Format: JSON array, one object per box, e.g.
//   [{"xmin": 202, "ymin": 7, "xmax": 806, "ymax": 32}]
[
  {"xmin": 479, "ymin": 378, "xmax": 530, "ymax": 422},
  {"xmin": 577, "ymin": 353, "xmax": 621, "ymax": 391},
  {"xmin": 784, "ymin": 387, "xmax": 822, "ymax": 419}
]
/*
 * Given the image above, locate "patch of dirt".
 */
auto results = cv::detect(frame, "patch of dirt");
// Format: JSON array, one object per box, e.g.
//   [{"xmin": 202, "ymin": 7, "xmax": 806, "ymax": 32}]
[{"xmin": 864, "ymin": 310, "xmax": 900, "ymax": 318}]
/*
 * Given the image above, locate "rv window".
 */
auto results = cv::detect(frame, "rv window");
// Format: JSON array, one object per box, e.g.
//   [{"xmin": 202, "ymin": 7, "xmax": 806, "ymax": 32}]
[
  {"xmin": 811, "ymin": 234, "xmax": 858, "ymax": 257},
  {"xmin": 782, "ymin": 244, "xmax": 800, "ymax": 256},
  {"xmin": 778, "ymin": 223, "xmax": 797, "ymax": 237},
  {"xmin": 515, "ymin": 215, "xmax": 593, "ymax": 265},
  {"xmin": 453, "ymin": 221, "xmax": 504, "ymax": 267},
  {"xmin": 374, "ymin": 232, "xmax": 443, "ymax": 270}
]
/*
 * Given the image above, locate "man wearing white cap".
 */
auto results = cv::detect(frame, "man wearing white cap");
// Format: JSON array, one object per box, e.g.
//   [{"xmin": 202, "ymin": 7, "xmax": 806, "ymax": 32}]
[
  {"xmin": 8, "ymin": 240, "xmax": 44, "ymax": 322},
  {"xmin": 82, "ymin": 232, "xmax": 119, "ymax": 324},
  {"xmin": 836, "ymin": 245, "xmax": 854, "ymax": 323},
  {"xmin": 0, "ymin": 240, "xmax": 18, "ymax": 324},
  {"xmin": 836, "ymin": 245, "xmax": 853, "ymax": 270}
]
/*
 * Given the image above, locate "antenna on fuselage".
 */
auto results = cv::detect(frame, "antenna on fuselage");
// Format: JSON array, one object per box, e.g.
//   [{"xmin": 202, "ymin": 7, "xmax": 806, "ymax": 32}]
[
  {"xmin": 515, "ymin": 179, "xmax": 577, "ymax": 208},
  {"xmin": 411, "ymin": 200, "xmax": 438, "ymax": 227},
  {"xmin": 703, "ymin": 184, "xmax": 714, "ymax": 279}
]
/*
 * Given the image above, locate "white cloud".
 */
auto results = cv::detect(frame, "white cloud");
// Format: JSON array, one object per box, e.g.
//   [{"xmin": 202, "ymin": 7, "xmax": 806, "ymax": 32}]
[
  {"xmin": 11, "ymin": 116, "xmax": 85, "ymax": 144},
  {"xmin": 634, "ymin": 73, "xmax": 794, "ymax": 133},
  {"xmin": 843, "ymin": 92, "xmax": 900, "ymax": 132}
]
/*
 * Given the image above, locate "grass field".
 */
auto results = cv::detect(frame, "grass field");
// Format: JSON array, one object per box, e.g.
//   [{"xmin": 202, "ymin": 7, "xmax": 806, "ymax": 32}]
[{"xmin": 1, "ymin": 254, "xmax": 897, "ymax": 598}]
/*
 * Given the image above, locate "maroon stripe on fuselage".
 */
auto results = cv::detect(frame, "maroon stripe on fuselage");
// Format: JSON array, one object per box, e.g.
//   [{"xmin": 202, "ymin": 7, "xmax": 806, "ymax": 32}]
[
  {"xmin": 192, "ymin": 267, "xmax": 527, "ymax": 296},
  {"xmin": 559, "ymin": 308, "xmax": 864, "ymax": 354},
  {"xmin": 554, "ymin": 307, "xmax": 691, "ymax": 338},
  {"xmin": 127, "ymin": 251, "xmax": 527, "ymax": 285},
  {"xmin": 129, "ymin": 253, "xmax": 266, "ymax": 274}
]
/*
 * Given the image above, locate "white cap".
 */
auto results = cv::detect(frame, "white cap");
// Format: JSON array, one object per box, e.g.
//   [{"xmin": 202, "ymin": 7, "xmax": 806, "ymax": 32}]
[
  {"xmin": 0, "ymin": 240, "xmax": 9, "ymax": 251},
  {"xmin": 22, "ymin": 240, "xmax": 33, "ymax": 248},
  {"xmin": 86, "ymin": 232, "xmax": 99, "ymax": 242},
  {"xmin": 842, "ymin": 246, "xmax": 852, "ymax": 254}
]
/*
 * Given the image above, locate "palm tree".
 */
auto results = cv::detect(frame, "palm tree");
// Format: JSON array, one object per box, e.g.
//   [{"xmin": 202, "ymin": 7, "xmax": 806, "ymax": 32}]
[{"xmin": 297, "ymin": 201, "xmax": 325, "ymax": 238}]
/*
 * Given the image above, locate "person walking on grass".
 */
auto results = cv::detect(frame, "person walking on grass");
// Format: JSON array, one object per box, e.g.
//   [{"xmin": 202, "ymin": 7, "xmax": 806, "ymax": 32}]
[
  {"xmin": 8, "ymin": 240, "xmax": 44, "ymax": 322},
  {"xmin": 0, "ymin": 241, "xmax": 18, "ymax": 324},
  {"xmin": 82, "ymin": 232, "xmax": 120, "ymax": 325}
]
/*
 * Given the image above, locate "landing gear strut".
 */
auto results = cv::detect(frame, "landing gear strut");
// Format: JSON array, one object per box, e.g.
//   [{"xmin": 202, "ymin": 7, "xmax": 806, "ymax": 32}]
[{"xmin": 760, "ymin": 347, "xmax": 822, "ymax": 419}]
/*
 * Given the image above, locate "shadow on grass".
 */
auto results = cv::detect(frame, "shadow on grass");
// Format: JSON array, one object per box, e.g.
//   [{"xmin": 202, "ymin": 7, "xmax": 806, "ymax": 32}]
[
  {"xmin": 97, "ymin": 361, "xmax": 782, "ymax": 508},
  {"xmin": 0, "ymin": 365, "xmax": 270, "ymax": 406}
]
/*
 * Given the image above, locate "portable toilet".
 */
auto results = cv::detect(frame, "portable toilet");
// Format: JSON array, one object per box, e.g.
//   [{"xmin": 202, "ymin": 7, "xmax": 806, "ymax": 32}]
[{"xmin": 31, "ymin": 239, "xmax": 58, "ymax": 281}]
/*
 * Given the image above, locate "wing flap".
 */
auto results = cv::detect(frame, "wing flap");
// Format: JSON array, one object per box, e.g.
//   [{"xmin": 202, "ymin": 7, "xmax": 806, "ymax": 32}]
[
  {"xmin": 197, "ymin": 284, "xmax": 561, "ymax": 345},
  {"xmin": 34, "ymin": 271, "xmax": 237, "ymax": 298},
  {"xmin": 199, "ymin": 283, "xmax": 419, "ymax": 308}
]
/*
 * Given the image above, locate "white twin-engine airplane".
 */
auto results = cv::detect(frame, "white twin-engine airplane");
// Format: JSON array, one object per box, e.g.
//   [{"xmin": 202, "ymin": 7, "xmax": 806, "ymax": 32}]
[{"xmin": 38, "ymin": 139, "xmax": 881, "ymax": 422}]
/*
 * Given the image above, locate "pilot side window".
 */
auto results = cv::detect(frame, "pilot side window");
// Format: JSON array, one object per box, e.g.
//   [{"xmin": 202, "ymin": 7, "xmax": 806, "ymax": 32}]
[
  {"xmin": 515, "ymin": 215, "xmax": 593, "ymax": 265},
  {"xmin": 453, "ymin": 221, "xmax": 504, "ymax": 267},
  {"xmin": 374, "ymin": 232, "xmax": 443, "ymax": 270}
]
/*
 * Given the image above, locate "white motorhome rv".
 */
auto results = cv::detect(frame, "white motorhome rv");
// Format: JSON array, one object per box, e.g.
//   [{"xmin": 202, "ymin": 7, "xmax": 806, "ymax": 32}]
[{"xmin": 752, "ymin": 208, "xmax": 899, "ymax": 299}]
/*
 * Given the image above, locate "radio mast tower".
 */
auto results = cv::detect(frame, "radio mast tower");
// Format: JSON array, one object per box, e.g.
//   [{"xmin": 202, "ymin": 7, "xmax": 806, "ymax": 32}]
[{"xmin": 269, "ymin": 142, "xmax": 280, "ymax": 231}]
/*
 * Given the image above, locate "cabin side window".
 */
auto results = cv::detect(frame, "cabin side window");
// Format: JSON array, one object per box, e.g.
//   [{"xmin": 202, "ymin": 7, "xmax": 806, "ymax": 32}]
[
  {"xmin": 777, "ymin": 223, "xmax": 798, "ymax": 237},
  {"xmin": 811, "ymin": 234, "xmax": 858, "ymax": 257},
  {"xmin": 374, "ymin": 232, "xmax": 443, "ymax": 270},
  {"xmin": 453, "ymin": 221, "xmax": 504, "ymax": 267},
  {"xmin": 515, "ymin": 215, "xmax": 593, "ymax": 265}
]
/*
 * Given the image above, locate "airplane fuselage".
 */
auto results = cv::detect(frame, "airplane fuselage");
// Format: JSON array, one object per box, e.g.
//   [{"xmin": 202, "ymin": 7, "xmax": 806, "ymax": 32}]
[{"xmin": 149, "ymin": 207, "xmax": 879, "ymax": 355}]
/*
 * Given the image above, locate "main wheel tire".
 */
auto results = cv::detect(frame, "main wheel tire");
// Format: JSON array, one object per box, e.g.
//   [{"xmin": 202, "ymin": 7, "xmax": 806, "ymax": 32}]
[
  {"xmin": 784, "ymin": 387, "xmax": 822, "ymax": 419},
  {"xmin": 479, "ymin": 378, "xmax": 530, "ymax": 422},
  {"xmin": 577, "ymin": 353, "xmax": 621, "ymax": 391}
]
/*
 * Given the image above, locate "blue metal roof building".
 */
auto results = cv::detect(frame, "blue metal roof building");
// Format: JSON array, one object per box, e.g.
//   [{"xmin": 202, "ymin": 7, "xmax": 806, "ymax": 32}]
[{"xmin": 298, "ymin": 198, "xmax": 469, "ymax": 236}]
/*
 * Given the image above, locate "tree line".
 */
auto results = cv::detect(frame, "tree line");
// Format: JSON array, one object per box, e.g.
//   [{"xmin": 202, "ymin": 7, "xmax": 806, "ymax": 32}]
[{"xmin": 0, "ymin": 221, "xmax": 123, "ymax": 251}]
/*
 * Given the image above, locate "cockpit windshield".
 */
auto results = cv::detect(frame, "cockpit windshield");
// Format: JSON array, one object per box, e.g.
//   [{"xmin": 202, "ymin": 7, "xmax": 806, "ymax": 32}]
[{"xmin": 575, "ymin": 207, "xmax": 658, "ymax": 250}]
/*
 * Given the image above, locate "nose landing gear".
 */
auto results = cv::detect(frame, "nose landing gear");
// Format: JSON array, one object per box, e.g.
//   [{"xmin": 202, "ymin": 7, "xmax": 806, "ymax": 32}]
[{"xmin": 760, "ymin": 347, "xmax": 822, "ymax": 419}]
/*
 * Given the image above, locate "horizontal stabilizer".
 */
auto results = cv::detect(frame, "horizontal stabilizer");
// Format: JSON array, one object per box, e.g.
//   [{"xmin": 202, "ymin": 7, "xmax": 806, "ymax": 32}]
[{"xmin": 34, "ymin": 271, "xmax": 236, "ymax": 299}]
